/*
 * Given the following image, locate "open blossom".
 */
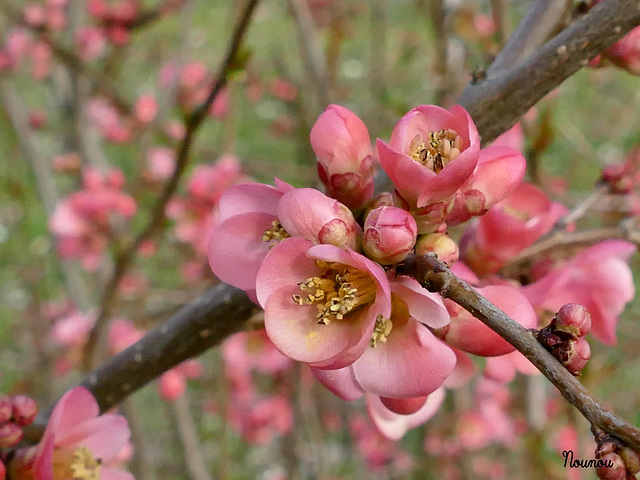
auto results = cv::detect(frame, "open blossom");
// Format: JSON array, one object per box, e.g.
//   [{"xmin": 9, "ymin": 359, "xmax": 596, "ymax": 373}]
[
  {"xmin": 460, "ymin": 182, "xmax": 568, "ymax": 276},
  {"xmin": 256, "ymin": 237, "xmax": 391, "ymax": 369},
  {"xmin": 377, "ymin": 105, "xmax": 480, "ymax": 232},
  {"xmin": 312, "ymin": 277, "xmax": 454, "ymax": 401},
  {"xmin": 23, "ymin": 387, "xmax": 133, "ymax": 480},
  {"xmin": 310, "ymin": 105, "xmax": 375, "ymax": 210},
  {"xmin": 523, "ymin": 240, "xmax": 636, "ymax": 345}
]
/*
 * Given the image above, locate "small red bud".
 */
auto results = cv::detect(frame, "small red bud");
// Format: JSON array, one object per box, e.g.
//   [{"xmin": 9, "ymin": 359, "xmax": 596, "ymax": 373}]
[
  {"xmin": 0, "ymin": 459, "xmax": 5, "ymax": 480},
  {"xmin": 415, "ymin": 232, "xmax": 459, "ymax": 266},
  {"xmin": 596, "ymin": 452, "xmax": 626, "ymax": 480},
  {"xmin": 11, "ymin": 396, "xmax": 38, "ymax": 426},
  {"xmin": 554, "ymin": 303, "xmax": 592, "ymax": 338},
  {"xmin": 562, "ymin": 337, "xmax": 591, "ymax": 375},
  {"xmin": 0, "ymin": 397, "xmax": 12, "ymax": 424},
  {"xmin": 0, "ymin": 422, "xmax": 23, "ymax": 448}
]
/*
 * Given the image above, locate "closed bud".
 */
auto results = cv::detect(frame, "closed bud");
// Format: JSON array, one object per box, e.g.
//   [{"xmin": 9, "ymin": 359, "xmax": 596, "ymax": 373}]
[
  {"xmin": 0, "ymin": 422, "xmax": 23, "ymax": 448},
  {"xmin": 362, "ymin": 192, "xmax": 394, "ymax": 221},
  {"xmin": 560, "ymin": 337, "xmax": 591, "ymax": 376},
  {"xmin": 11, "ymin": 395, "xmax": 38, "ymax": 426},
  {"xmin": 363, "ymin": 206, "xmax": 417, "ymax": 265},
  {"xmin": 619, "ymin": 447, "xmax": 640, "ymax": 475},
  {"xmin": 553, "ymin": 303, "xmax": 592, "ymax": 338},
  {"xmin": 415, "ymin": 232, "xmax": 459, "ymax": 265},
  {"xmin": 596, "ymin": 452, "xmax": 626, "ymax": 480},
  {"xmin": 0, "ymin": 397, "xmax": 12, "ymax": 424}
]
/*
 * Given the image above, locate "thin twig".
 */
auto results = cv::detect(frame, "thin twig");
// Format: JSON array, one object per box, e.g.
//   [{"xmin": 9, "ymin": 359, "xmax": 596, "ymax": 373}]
[
  {"xmin": 82, "ymin": 0, "xmax": 261, "ymax": 371},
  {"xmin": 172, "ymin": 392, "xmax": 213, "ymax": 480},
  {"xmin": 460, "ymin": 0, "xmax": 640, "ymax": 143},
  {"xmin": 397, "ymin": 253, "xmax": 640, "ymax": 451},
  {"xmin": 428, "ymin": 0, "xmax": 451, "ymax": 106},
  {"xmin": 490, "ymin": 0, "xmax": 509, "ymax": 49}
]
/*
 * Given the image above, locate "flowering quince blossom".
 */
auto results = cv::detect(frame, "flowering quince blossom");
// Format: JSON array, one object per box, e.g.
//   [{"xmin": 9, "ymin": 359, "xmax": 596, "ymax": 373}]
[
  {"xmin": 256, "ymin": 237, "xmax": 391, "ymax": 369},
  {"xmin": 311, "ymin": 277, "xmax": 454, "ymax": 399},
  {"xmin": 376, "ymin": 105, "xmax": 481, "ymax": 232},
  {"xmin": 14, "ymin": 387, "xmax": 133, "ymax": 480},
  {"xmin": 460, "ymin": 182, "xmax": 568, "ymax": 276},
  {"xmin": 523, "ymin": 240, "xmax": 636, "ymax": 345},
  {"xmin": 310, "ymin": 104, "xmax": 375, "ymax": 210}
]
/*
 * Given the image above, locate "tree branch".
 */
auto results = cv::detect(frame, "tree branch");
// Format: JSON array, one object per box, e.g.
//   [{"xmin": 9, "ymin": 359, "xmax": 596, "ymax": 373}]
[
  {"xmin": 82, "ymin": 0, "xmax": 261, "ymax": 371},
  {"xmin": 459, "ymin": 0, "xmax": 640, "ymax": 143},
  {"xmin": 397, "ymin": 253, "xmax": 640, "ymax": 451}
]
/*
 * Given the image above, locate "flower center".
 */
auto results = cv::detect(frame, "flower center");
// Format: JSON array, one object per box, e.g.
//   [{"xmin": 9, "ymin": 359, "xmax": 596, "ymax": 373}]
[
  {"xmin": 52, "ymin": 446, "xmax": 102, "ymax": 480},
  {"xmin": 262, "ymin": 219, "xmax": 290, "ymax": 247},
  {"xmin": 370, "ymin": 315, "xmax": 393, "ymax": 347},
  {"xmin": 292, "ymin": 261, "xmax": 377, "ymax": 325},
  {"xmin": 409, "ymin": 129, "xmax": 463, "ymax": 173}
]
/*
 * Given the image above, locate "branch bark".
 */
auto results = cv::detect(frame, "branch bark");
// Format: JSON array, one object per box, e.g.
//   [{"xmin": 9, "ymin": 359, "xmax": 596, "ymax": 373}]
[
  {"xmin": 459, "ymin": 0, "xmax": 640, "ymax": 143},
  {"xmin": 397, "ymin": 253, "xmax": 640, "ymax": 451}
]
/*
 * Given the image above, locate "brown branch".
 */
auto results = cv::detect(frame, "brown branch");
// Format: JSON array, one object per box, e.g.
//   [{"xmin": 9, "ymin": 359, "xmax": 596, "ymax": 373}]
[
  {"xmin": 24, "ymin": 283, "xmax": 255, "ymax": 442},
  {"xmin": 459, "ymin": 0, "xmax": 640, "ymax": 143},
  {"xmin": 501, "ymin": 219, "xmax": 640, "ymax": 274},
  {"xmin": 487, "ymin": 0, "xmax": 570, "ymax": 75},
  {"xmin": 81, "ymin": 0, "xmax": 260, "ymax": 371},
  {"xmin": 397, "ymin": 253, "xmax": 640, "ymax": 451}
]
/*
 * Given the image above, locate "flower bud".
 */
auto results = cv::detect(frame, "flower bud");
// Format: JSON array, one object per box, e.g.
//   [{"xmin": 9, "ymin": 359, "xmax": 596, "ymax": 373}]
[
  {"xmin": 415, "ymin": 232, "xmax": 459, "ymax": 265},
  {"xmin": 553, "ymin": 303, "xmax": 592, "ymax": 339},
  {"xmin": 596, "ymin": 452, "xmax": 626, "ymax": 480},
  {"xmin": 619, "ymin": 447, "xmax": 640, "ymax": 475},
  {"xmin": 0, "ymin": 397, "xmax": 12, "ymax": 424},
  {"xmin": 362, "ymin": 192, "xmax": 394, "ymax": 220},
  {"xmin": 310, "ymin": 105, "xmax": 374, "ymax": 211},
  {"xmin": 363, "ymin": 206, "xmax": 417, "ymax": 265},
  {"xmin": 559, "ymin": 337, "xmax": 591, "ymax": 376},
  {"xmin": 0, "ymin": 422, "xmax": 23, "ymax": 448},
  {"xmin": 11, "ymin": 395, "xmax": 38, "ymax": 426},
  {"xmin": 0, "ymin": 459, "xmax": 5, "ymax": 480}
]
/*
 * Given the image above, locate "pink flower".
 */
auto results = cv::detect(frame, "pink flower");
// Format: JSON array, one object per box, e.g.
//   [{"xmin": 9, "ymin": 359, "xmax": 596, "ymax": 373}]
[
  {"xmin": 256, "ymin": 237, "xmax": 391, "ymax": 369},
  {"xmin": 446, "ymin": 145, "xmax": 527, "ymax": 225},
  {"xmin": 603, "ymin": 26, "xmax": 640, "ymax": 75},
  {"xmin": 440, "ymin": 285, "xmax": 537, "ymax": 356},
  {"xmin": 310, "ymin": 105, "xmax": 375, "ymax": 210},
  {"xmin": 32, "ymin": 387, "xmax": 133, "ymax": 480},
  {"xmin": 460, "ymin": 182, "xmax": 568, "ymax": 276},
  {"xmin": 51, "ymin": 311, "xmax": 95, "ymax": 347},
  {"xmin": 108, "ymin": 319, "xmax": 145, "ymax": 354},
  {"xmin": 221, "ymin": 329, "xmax": 293, "ymax": 375},
  {"xmin": 208, "ymin": 180, "xmax": 292, "ymax": 294},
  {"xmin": 362, "ymin": 206, "xmax": 417, "ymax": 265},
  {"xmin": 523, "ymin": 240, "xmax": 636, "ymax": 345},
  {"xmin": 134, "ymin": 94, "xmax": 158, "ymax": 124},
  {"xmin": 377, "ymin": 105, "xmax": 480, "ymax": 232},
  {"xmin": 366, "ymin": 389, "xmax": 445, "ymax": 441},
  {"xmin": 312, "ymin": 277, "xmax": 455, "ymax": 400}
]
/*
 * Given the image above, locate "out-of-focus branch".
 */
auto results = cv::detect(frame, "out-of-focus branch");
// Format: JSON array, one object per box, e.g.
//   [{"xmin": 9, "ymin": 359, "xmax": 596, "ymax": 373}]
[
  {"xmin": 487, "ymin": 0, "xmax": 570, "ymax": 75},
  {"xmin": 0, "ymin": 81, "xmax": 92, "ymax": 310},
  {"xmin": 428, "ymin": 0, "xmax": 451, "ymax": 106},
  {"xmin": 500, "ymin": 219, "xmax": 640, "ymax": 274},
  {"xmin": 459, "ymin": 0, "xmax": 640, "ymax": 143},
  {"xmin": 490, "ymin": 0, "xmax": 509, "ymax": 49},
  {"xmin": 397, "ymin": 253, "xmax": 640, "ymax": 451},
  {"xmin": 82, "ymin": 0, "xmax": 261, "ymax": 371},
  {"xmin": 172, "ymin": 393, "xmax": 213, "ymax": 480},
  {"xmin": 24, "ymin": 284, "xmax": 255, "ymax": 442}
]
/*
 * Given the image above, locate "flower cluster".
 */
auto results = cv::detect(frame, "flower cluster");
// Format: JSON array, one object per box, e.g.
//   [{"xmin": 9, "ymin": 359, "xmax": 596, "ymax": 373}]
[{"xmin": 209, "ymin": 103, "xmax": 529, "ymax": 435}]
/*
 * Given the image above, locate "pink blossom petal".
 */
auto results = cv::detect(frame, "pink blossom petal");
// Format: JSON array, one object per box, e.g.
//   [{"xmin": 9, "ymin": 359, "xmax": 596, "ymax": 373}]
[
  {"xmin": 311, "ymin": 365, "xmax": 365, "ymax": 401},
  {"xmin": 217, "ymin": 183, "xmax": 282, "ymax": 222},
  {"xmin": 208, "ymin": 212, "xmax": 275, "ymax": 291},
  {"xmin": 256, "ymin": 238, "xmax": 317, "ymax": 308},
  {"xmin": 443, "ymin": 347, "xmax": 475, "ymax": 389},
  {"xmin": 354, "ymin": 319, "xmax": 456, "ymax": 398},
  {"xmin": 391, "ymin": 277, "xmax": 449, "ymax": 329},
  {"xmin": 377, "ymin": 139, "xmax": 430, "ymax": 206},
  {"xmin": 50, "ymin": 387, "xmax": 99, "ymax": 435},
  {"xmin": 366, "ymin": 388, "xmax": 445, "ymax": 440},
  {"xmin": 56, "ymin": 414, "xmax": 130, "ymax": 460}
]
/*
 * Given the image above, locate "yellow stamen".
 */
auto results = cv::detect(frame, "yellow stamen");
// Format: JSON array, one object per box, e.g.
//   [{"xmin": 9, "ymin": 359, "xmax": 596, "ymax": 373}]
[
  {"xmin": 51, "ymin": 446, "xmax": 102, "ymax": 480},
  {"xmin": 408, "ymin": 129, "xmax": 463, "ymax": 173},
  {"xmin": 370, "ymin": 315, "xmax": 393, "ymax": 347},
  {"xmin": 293, "ymin": 261, "xmax": 377, "ymax": 325},
  {"xmin": 262, "ymin": 219, "xmax": 290, "ymax": 247}
]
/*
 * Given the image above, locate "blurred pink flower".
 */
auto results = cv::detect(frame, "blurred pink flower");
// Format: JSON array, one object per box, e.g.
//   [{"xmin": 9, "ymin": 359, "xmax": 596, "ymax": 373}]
[
  {"xmin": 460, "ymin": 182, "xmax": 568, "ymax": 276},
  {"xmin": 31, "ymin": 387, "xmax": 133, "ymax": 480},
  {"xmin": 221, "ymin": 329, "xmax": 293, "ymax": 375},
  {"xmin": 523, "ymin": 240, "xmax": 636, "ymax": 345},
  {"xmin": 51, "ymin": 311, "xmax": 95, "ymax": 347},
  {"xmin": 134, "ymin": 94, "xmax": 158, "ymax": 124},
  {"xmin": 310, "ymin": 104, "xmax": 375, "ymax": 210}
]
